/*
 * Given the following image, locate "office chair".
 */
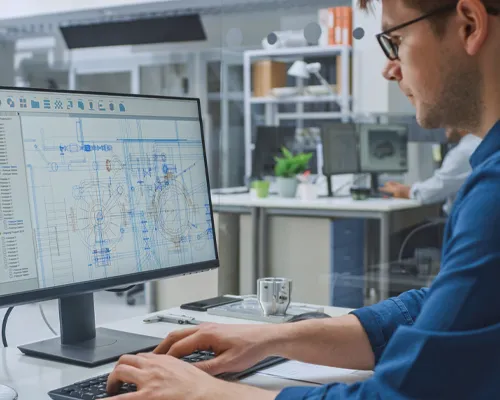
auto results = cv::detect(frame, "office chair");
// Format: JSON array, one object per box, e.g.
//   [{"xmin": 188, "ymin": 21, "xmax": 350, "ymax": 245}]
[
  {"xmin": 115, "ymin": 284, "xmax": 145, "ymax": 306},
  {"xmin": 126, "ymin": 284, "xmax": 145, "ymax": 306}
]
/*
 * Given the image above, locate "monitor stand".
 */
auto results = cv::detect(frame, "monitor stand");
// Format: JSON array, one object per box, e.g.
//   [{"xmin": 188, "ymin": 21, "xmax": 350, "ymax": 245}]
[
  {"xmin": 0, "ymin": 384, "xmax": 18, "ymax": 399},
  {"xmin": 326, "ymin": 174, "xmax": 334, "ymax": 197},
  {"xmin": 18, "ymin": 293, "xmax": 161, "ymax": 367},
  {"xmin": 371, "ymin": 173, "xmax": 379, "ymax": 195}
]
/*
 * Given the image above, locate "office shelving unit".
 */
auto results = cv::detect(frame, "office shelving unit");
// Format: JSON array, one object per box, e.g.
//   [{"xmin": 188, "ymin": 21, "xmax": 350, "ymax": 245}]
[{"xmin": 243, "ymin": 44, "xmax": 353, "ymax": 180}]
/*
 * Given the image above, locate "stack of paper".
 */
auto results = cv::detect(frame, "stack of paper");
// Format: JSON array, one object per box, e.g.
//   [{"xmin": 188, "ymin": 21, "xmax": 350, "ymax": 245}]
[{"xmin": 258, "ymin": 360, "xmax": 373, "ymax": 386}]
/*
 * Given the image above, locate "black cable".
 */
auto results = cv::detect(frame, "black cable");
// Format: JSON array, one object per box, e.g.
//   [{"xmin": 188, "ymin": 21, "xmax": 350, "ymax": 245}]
[
  {"xmin": 2, "ymin": 307, "xmax": 14, "ymax": 348},
  {"xmin": 106, "ymin": 285, "xmax": 136, "ymax": 293},
  {"xmin": 332, "ymin": 174, "xmax": 368, "ymax": 196}
]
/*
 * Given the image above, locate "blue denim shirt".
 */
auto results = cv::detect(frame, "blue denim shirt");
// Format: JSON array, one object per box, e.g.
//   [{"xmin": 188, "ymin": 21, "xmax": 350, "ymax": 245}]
[{"xmin": 276, "ymin": 121, "xmax": 500, "ymax": 399}]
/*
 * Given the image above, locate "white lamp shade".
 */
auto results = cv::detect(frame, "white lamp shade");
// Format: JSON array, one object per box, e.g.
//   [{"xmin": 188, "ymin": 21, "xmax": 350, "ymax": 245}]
[
  {"xmin": 306, "ymin": 62, "xmax": 322, "ymax": 74},
  {"xmin": 288, "ymin": 60, "xmax": 310, "ymax": 79}
]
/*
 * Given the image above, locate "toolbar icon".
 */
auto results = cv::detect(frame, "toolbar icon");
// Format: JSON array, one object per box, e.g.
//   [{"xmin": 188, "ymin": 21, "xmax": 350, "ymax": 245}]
[
  {"xmin": 7, "ymin": 98, "xmax": 14, "ymax": 108},
  {"xmin": 67, "ymin": 100, "xmax": 74, "ymax": 110},
  {"xmin": 31, "ymin": 100, "xmax": 40, "ymax": 109},
  {"xmin": 119, "ymin": 103, "xmax": 126, "ymax": 112},
  {"xmin": 78, "ymin": 100, "xmax": 85, "ymax": 110},
  {"xmin": 43, "ymin": 99, "xmax": 51, "ymax": 109},
  {"xmin": 54, "ymin": 100, "xmax": 63, "ymax": 110},
  {"xmin": 89, "ymin": 101, "xmax": 95, "ymax": 111},
  {"xmin": 20, "ymin": 98, "xmax": 27, "ymax": 108},
  {"xmin": 98, "ymin": 101, "xmax": 106, "ymax": 111},
  {"xmin": 109, "ymin": 102, "xmax": 115, "ymax": 111}
]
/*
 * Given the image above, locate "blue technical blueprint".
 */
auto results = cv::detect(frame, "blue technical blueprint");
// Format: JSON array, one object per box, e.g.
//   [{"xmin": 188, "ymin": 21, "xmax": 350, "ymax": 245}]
[{"xmin": 20, "ymin": 115, "xmax": 214, "ymax": 288}]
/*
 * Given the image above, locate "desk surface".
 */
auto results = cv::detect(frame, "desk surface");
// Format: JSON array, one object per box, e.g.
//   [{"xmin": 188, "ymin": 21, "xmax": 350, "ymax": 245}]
[
  {"xmin": 211, "ymin": 193, "xmax": 423, "ymax": 212},
  {"xmin": 1, "ymin": 305, "xmax": 356, "ymax": 399}
]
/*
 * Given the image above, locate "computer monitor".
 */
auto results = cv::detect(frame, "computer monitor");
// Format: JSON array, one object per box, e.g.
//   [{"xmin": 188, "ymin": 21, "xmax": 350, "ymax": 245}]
[
  {"xmin": 358, "ymin": 124, "xmax": 409, "ymax": 191},
  {"xmin": 252, "ymin": 126, "xmax": 296, "ymax": 179},
  {"xmin": 320, "ymin": 122, "xmax": 360, "ymax": 197},
  {"xmin": 0, "ymin": 87, "xmax": 218, "ymax": 366}
]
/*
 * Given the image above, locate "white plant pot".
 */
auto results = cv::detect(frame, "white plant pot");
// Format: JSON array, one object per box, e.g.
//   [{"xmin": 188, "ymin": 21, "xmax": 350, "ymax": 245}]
[{"xmin": 276, "ymin": 177, "xmax": 298, "ymax": 198}]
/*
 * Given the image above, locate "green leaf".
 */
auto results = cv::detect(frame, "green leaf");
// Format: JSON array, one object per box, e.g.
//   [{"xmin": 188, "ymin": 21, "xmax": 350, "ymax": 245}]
[{"xmin": 273, "ymin": 148, "xmax": 313, "ymax": 178}]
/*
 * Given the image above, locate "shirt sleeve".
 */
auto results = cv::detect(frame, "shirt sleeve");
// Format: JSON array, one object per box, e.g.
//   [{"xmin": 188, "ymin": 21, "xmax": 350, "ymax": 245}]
[
  {"xmin": 410, "ymin": 146, "xmax": 472, "ymax": 204},
  {"xmin": 276, "ymin": 174, "xmax": 500, "ymax": 400},
  {"xmin": 348, "ymin": 288, "xmax": 428, "ymax": 363}
]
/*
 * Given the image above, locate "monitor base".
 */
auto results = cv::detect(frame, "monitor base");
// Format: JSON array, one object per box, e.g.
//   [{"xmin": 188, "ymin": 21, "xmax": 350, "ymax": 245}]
[
  {"xmin": 0, "ymin": 384, "xmax": 18, "ymax": 400},
  {"xmin": 18, "ymin": 328, "xmax": 161, "ymax": 367}
]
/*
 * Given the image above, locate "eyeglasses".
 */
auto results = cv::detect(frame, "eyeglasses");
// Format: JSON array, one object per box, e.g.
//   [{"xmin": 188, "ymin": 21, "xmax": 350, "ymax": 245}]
[{"xmin": 376, "ymin": 4, "xmax": 500, "ymax": 61}]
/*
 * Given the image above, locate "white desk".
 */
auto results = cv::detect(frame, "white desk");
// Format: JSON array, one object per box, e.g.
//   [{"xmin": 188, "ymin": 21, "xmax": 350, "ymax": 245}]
[
  {"xmin": 0, "ymin": 305, "xmax": 365, "ymax": 399},
  {"xmin": 211, "ymin": 193, "xmax": 440, "ymax": 306}
]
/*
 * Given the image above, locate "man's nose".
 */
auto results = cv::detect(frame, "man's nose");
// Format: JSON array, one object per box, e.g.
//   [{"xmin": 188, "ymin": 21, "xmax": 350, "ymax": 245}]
[{"xmin": 382, "ymin": 60, "xmax": 402, "ymax": 81}]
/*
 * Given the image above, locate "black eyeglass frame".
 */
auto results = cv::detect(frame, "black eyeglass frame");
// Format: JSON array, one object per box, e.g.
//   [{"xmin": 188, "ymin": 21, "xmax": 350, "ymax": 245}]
[{"xmin": 376, "ymin": 3, "xmax": 500, "ymax": 61}]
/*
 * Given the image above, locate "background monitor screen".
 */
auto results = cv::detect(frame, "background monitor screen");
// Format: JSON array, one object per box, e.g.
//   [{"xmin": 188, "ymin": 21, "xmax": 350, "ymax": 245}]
[
  {"xmin": 359, "ymin": 124, "xmax": 409, "ymax": 173},
  {"xmin": 0, "ymin": 89, "xmax": 217, "ymax": 305},
  {"xmin": 320, "ymin": 122, "xmax": 360, "ymax": 176},
  {"xmin": 252, "ymin": 126, "xmax": 297, "ymax": 178}
]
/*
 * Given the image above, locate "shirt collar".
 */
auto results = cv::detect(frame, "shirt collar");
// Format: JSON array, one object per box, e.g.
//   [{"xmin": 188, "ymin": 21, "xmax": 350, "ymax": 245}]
[{"xmin": 470, "ymin": 120, "xmax": 500, "ymax": 168}]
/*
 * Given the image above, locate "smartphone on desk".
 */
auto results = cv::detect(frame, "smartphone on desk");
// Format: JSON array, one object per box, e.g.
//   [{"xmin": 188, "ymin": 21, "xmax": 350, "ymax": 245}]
[{"xmin": 180, "ymin": 296, "xmax": 243, "ymax": 312}]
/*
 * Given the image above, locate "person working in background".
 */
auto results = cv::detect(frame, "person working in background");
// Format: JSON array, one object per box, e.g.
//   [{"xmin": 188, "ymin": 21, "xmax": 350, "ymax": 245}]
[
  {"xmin": 106, "ymin": 0, "xmax": 500, "ymax": 399},
  {"xmin": 382, "ymin": 128, "xmax": 481, "ymax": 213}
]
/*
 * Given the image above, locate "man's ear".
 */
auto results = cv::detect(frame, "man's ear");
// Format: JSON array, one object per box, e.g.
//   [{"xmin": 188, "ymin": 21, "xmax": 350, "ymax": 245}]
[{"xmin": 456, "ymin": 0, "xmax": 489, "ymax": 55}]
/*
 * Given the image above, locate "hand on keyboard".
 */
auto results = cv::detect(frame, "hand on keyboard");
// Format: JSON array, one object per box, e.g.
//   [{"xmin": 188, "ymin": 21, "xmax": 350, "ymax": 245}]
[
  {"xmin": 154, "ymin": 323, "xmax": 280, "ymax": 377},
  {"xmin": 106, "ymin": 353, "xmax": 221, "ymax": 399}
]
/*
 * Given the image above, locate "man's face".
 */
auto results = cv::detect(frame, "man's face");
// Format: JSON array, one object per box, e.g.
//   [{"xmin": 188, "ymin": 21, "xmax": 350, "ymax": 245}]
[{"xmin": 380, "ymin": 0, "xmax": 482, "ymax": 130}]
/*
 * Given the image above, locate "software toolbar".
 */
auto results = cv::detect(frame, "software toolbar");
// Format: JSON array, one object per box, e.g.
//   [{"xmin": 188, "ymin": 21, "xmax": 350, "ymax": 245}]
[{"xmin": 0, "ymin": 91, "xmax": 199, "ymax": 119}]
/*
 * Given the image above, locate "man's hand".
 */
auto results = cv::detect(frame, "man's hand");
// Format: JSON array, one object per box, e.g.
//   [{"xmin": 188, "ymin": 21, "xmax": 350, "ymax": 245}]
[
  {"xmin": 153, "ymin": 323, "xmax": 281, "ymax": 376},
  {"xmin": 381, "ymin": 181, "xmax": 411, "ymax": 199},
  {"xmin": 106, "ymin": 353, "xmax": 278, "ymax": 400}
]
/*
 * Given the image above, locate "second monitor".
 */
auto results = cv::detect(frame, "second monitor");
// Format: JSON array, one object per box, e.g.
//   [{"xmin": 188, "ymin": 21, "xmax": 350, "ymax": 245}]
[{"xmin": 321, "ymin": 123, "xmax": 408, "ymax": 196}]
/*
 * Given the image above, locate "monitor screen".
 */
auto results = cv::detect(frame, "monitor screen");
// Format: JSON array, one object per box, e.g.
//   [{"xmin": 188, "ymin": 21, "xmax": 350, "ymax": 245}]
[
  {"xmin": 359, "ymin": 124, "xmax": 408, "ymax": 173},
  {"xmin": 252, "ymin": 126, "xmax": 296, "ymax": 178},
  {"xmin": 0, "ymin": 89, "xmax": 217, "ymax": 304},
  {"xmin": 320, "ymin": 123, "xmax": 360, "ymax": 176}
]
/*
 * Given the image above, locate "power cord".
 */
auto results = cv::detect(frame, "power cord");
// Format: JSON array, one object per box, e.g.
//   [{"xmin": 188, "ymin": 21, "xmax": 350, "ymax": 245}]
[
  {"xmin": 2, "ymin": 307, "xmax": 14, "ymax": 348},
  {"xmin": 398, "ymin": 221, "xmax": 442, "ymax": 263},
  {"xmin": 3, "ymin": 286, "xmax": 136, "ymax": 347},
  {"xmin": 332, "ymin": 174, "xmax": 369, "ymax": 196},
  {"xmin": 39, "ymin": 304, "xmax": 57, "ymax": 336}
]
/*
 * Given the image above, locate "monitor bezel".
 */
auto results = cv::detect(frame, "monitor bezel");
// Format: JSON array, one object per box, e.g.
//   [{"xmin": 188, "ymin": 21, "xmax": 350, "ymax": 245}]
[
  {"xmin": 0, "ymin": 86, "xmax": 219, "ymax": 308},
  {"xmin": 358, "ymin": 123, "xmax": 409, "ymax": 174}
]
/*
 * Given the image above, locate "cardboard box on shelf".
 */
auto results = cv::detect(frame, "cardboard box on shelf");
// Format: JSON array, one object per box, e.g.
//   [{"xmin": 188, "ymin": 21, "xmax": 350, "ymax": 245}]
[{"xmin": 252, "ymin": 60, "xmax": 288, "ymax": 97}]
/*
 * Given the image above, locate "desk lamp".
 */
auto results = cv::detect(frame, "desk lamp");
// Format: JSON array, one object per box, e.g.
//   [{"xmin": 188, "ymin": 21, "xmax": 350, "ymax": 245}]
[{"xmin": 287, "ymin": 60, "xmax": 335, "ymax": 95}]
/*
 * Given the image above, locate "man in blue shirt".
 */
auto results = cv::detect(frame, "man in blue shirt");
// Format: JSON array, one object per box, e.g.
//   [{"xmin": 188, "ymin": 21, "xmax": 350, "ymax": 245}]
[{"xmin": 107, "ymin": 0, "xmax": 500, "ymax": 399}]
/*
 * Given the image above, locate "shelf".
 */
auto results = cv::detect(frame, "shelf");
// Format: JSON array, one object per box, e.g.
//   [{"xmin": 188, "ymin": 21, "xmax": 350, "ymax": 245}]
[
  {"xmin": 207, "ymin": 92, "xmax": 244, "ymax": 101},
  {"xmin": 245, "ymin": 45, "xmax": 352, "ymax": 60},
  {"xmin": 276, "ymin": 111, "xmax": 351, "ymax": 120},
  {"xmin": 250, "ymin": 94, "xmax": 348, "ymax": 104}
]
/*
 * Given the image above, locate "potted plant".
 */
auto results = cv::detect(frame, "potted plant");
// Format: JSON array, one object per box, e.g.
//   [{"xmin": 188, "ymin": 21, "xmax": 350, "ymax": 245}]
[{"xmin": 274, "ymin": 147, "xmax": 313, "ymax": 198}]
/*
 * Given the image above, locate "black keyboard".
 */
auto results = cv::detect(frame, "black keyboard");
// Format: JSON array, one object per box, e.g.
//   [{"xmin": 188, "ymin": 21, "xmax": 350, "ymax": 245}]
[{"xmin": 49, "ymin": 351, "xmax": 286, "ymax": 399}]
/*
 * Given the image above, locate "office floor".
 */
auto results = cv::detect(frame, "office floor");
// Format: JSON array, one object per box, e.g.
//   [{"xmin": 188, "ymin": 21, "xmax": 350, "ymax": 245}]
[{"xmin": 0, "ymin": 291, "xmax": 148, "ymax": 347}]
